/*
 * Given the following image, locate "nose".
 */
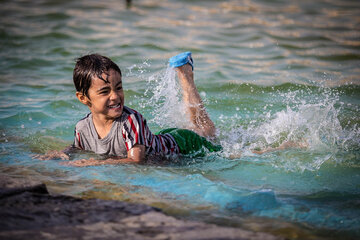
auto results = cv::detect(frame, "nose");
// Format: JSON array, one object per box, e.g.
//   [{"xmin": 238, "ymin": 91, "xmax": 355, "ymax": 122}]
[{"xmin": 109, "ymin": 90, "xmax": 120, "ymax": 101}]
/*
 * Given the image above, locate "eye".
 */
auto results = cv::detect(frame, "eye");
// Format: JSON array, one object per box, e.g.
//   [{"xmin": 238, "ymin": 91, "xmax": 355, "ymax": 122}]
[
  {"xmin": 117, "ymin": 86, "xmax": 123, "ymax": 91},
  {"xmin": 99, "ymin": 90, "xmax": 110, "ymax": 95}
]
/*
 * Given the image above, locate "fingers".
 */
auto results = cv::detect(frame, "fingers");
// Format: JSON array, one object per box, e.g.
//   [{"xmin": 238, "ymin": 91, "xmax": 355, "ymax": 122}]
[
  {"xmin": 33, "ymin": 150, "xmax": 70, "ymax": 161},
  {"xmin": 60, "ymin": 153, "xmax": 70, "ymax": 160},
  {"xmin": 33, "ymin": 154, "xmax": 52, "ymax": 161},
  {"xmin": 34, "ymin": 152, "xmax": 101, "ymax": 167}
]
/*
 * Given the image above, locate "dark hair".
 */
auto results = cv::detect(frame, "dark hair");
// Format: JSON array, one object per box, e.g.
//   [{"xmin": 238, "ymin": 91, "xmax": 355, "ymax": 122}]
[{"xmin": 73, "ymin": 54, "xmax": 122, "ymax": 97}]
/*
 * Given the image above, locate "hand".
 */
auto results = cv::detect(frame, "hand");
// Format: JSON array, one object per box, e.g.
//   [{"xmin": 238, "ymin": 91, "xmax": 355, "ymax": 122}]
[
  {"xmin": 34, "ymin": 150, "xmax": 69, "ymax": 161},
  {"xmin": 61, "ymin": 158, "xmax": 101, "ymax": 167},
  {"xmin": 252, "ymin": 140, "xmax": 309, "ymax": 154},
  {"xmin": 228, "ymin": 153, "xmax": 242, "ymax": 159}
]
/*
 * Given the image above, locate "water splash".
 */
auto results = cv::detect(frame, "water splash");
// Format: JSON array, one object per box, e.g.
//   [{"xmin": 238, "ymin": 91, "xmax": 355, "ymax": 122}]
[
  {"xmin": 139, "ymin": 65, "xmax": 359, "ymax": 172},
  {"xmin": 142, "ymin": 67, "xmax": 189, "ymax": 129},
  {"xmin": 217, "ymin": 85, "xmax": 359, "ymax": 172}
]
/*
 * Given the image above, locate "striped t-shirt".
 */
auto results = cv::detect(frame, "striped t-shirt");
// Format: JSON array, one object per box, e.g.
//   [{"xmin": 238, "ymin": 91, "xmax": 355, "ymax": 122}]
[{"xmin": 73, "ymin": 106, "xmax": 179, "ymax": 157}]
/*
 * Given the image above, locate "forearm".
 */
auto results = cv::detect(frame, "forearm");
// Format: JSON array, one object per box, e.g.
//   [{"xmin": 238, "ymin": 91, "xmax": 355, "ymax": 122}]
[
  {"xmin": 63, "ymin": 144, "xmax": 145, "ymax": 167},
  {"xmin": 99, "ymin": 157, "xmax": 141, "ymax": 164},
  {"xmin": 62, "ymin": 156, "xmax": 140, "ymax": 167}
]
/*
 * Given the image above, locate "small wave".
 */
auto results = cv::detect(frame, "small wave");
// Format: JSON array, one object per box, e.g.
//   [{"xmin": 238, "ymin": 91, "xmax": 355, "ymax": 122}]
[
  {"xmin": 0, "ymin": 111, "xmax": 52, "ymax": 128},
  {"xmin": 139, "ymin": 43, "xmax": 169, "ymax": 52},
  {"xmin": 13, "ymin": 83, "xmax": 47, "ymax": 90},
  {"xmin": 46, "ymin": 100, "xmax": 75, "ymax": 112},
  {"xmin": 297, "ymin": 190, "xmax": 360, "ymax": 203},
  {"xmin": 50, "ymin": 47, "xmax": 72, "ymax": 57},
  {"xmin": 226, "ymin": 189, "xmax": 280, "ymax": 213},
  {"xmin": 10, "ymin": 58, "xmax": 55, "ymax": 70},
  {"xmin": 33, "ymin": 32, "xmax": 71, "ymax": 40},
  {"xmin": 317, "ymin": 53, "xmax": 360, "ymax": 61},
  {"xmin": 42, "ymin": 12, "xmax": 70, "ymax": 21},
  {"xmin": 201, "ymin": 82, "xmax": 360, "ymax": 94},
  {"xmin": 25, "ymin": 133, "xmax": 71, "ymax": 154}
]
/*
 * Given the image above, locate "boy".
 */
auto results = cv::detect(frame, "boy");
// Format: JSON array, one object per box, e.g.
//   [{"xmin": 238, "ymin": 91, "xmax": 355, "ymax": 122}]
[{"xmin": 37, "ymin": 52, "xmax": 221, "ymax": 166}]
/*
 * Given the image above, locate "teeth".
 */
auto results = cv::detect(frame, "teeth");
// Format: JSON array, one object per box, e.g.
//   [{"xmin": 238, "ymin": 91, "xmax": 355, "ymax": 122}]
[{"xmin": 108, "ymin": 104, "xmax": 121, "ymax": 108}]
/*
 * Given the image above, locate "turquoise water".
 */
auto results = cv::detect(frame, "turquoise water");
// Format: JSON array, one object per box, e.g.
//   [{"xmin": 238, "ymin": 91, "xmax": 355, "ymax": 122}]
[{"xmin": 1, "ymin": 0, "xmax": 360, "ymax": 239}]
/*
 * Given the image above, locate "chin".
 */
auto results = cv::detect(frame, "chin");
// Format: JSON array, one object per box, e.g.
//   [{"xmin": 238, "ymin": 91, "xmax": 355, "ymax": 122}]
[{"xmin": 111, "ymin": 108, "xmax": 123, "ymax": 119}]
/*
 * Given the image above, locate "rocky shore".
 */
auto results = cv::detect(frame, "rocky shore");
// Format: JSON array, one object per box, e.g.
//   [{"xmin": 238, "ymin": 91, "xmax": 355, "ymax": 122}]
[{"xmin": 0, "ymin": 175, "xmax": 282, "ymax": 240}]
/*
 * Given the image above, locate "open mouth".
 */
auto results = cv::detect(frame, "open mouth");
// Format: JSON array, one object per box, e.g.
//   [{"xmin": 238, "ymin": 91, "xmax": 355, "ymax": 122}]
[{"xmin": 108, "ymin": 103, "xmax": 122, "ymax": 109}]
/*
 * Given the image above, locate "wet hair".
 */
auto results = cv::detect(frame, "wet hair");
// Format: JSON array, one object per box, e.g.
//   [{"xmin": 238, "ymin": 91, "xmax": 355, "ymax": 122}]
[{"xmin": 73, "ymin": 54, "xmax": 122, "ymax": 98}]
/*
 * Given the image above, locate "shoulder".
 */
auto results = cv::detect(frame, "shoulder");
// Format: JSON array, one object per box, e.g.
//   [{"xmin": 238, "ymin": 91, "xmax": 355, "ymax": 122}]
[
  {"xmin": 122, "ymin": 106, "xmax": 146, "ymax": 122},
  {"xmin": 75, "ymin": 113, "xmax": 92, "ymax": 131},
  {"xmin": 123, "ymin": 106, "xmax": 143, "ymax": 117}
]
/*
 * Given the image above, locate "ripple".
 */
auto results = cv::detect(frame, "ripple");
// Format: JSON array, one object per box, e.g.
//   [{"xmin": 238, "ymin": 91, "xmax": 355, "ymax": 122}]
[
  {"xmin": 42, "ymin": 12, "xmax": 71, "ymax": 21},
  {"xmin": 49, "ymin": 47, "xmax": 72, "ymax": 57},
  {"xmin": 33, "ymin": 32, "xmax": 71, "ymax": 40},
  {"xmin": 0, "ymin": 0, "xmax": 360, "ymax": 238},
  {"xmin": 0, "ymin": 111, "xmax": 52, "ymax": 125},
  {"xmin": 317, "ymin": 53, "xmax": 360, "ymax": 61},
  {"xmin": 10, "ymin": 58, "xmax": 55, "ymax": 70}
]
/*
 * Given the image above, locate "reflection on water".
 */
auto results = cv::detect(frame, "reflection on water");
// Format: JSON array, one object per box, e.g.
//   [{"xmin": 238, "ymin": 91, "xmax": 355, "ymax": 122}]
[{"xmin": 0, "ymin": 0, "xmax": 360, "ymax": 239}]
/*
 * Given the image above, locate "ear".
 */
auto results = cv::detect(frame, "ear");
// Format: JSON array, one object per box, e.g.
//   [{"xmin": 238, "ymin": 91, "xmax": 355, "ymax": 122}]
[{"xmin": 76, "ymin": 92, "xmax": 91, "ymax": 106}]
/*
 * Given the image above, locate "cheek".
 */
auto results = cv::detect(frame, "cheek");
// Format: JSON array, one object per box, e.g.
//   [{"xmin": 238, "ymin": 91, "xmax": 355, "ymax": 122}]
[{"xmin": 91, "ymin": 97, "xmax": 106, "ymax": 108}]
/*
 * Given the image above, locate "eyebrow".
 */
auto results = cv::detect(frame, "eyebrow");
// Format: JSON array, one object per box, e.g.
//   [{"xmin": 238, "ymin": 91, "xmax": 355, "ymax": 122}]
[
  {"xmin": 97, "ymin": 86, "xmax": 110, "ymax": 93},
  {"xmin": 96, "ymin": 81, "xmax": 122, "ymax": 93}
]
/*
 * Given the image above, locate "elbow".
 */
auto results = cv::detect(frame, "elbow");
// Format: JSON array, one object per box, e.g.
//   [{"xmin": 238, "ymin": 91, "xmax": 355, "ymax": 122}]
[{"xmin": 131, "ymin": 158, "xmax": 142, "ymax": 164}]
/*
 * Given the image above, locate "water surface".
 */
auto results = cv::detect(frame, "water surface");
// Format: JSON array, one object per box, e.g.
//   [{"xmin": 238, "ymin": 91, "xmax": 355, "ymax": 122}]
[{"xmin": 0, "ymin": 0, "xmax": 360, "ymax": 239}]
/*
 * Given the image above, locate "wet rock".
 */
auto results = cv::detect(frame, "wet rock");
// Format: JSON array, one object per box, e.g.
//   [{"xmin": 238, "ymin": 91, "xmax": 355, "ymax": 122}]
[{"xmin": 0, "ymin": 175, "xmax": 282, "ymax": 240}]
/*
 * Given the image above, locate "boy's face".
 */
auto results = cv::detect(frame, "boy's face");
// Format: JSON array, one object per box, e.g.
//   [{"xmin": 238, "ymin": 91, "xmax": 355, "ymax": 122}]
[{"xmin": 77, "ymin": 69, "xmax": 124, "ymax": 121}]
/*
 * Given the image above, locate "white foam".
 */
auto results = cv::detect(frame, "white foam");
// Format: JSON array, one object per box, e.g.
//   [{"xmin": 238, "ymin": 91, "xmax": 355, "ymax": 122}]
[
  {"xmin": 219, "ymin": 87, "xmax": 359, "ymax": 172},
  {"xmin": 142, "ymin": 67, "xmax": 189, "ymax": 129}
]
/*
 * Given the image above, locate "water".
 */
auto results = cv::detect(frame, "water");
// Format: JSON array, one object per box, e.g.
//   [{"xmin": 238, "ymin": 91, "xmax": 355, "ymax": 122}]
[{"xmin": 0, "ymin": 0, "xmax": 359, "ymax": 239}]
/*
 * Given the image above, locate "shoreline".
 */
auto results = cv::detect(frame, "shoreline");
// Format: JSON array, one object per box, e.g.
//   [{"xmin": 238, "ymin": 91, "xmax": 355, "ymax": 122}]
[{"xmin": 0, "ymin": 175, "xmax": 281, "ymax": 240}]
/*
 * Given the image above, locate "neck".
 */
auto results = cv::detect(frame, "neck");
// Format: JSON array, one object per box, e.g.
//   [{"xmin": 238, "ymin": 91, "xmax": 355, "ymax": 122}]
[{"xmin": 92, "ymin": 115, "xmax": 115, "ymax": 139}]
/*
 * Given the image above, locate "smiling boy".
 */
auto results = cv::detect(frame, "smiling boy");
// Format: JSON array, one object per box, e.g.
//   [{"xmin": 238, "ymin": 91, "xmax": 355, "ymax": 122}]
[{"xmin": 38, "ymin": 53, "xmax": 221, "ymax": 166}]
